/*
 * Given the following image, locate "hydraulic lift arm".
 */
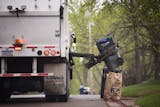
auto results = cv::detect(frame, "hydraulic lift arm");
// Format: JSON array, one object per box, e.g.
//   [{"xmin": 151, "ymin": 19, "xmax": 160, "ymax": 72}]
[
  {"xmin": 69, "ymin": 34, "xmax": 124, "ymax": 71},
  {"xmin": 69, "ymin": 52, "xmax": 101, "ymax": 69}
]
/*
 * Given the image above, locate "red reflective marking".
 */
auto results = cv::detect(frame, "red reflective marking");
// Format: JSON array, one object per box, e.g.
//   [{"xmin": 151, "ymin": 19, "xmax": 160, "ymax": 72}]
[
  {"xmin": 2, "ymin": 73, "xmax": 14, "ymax": 77},
  {"xmin": 44, "ymin": 46, "xmax": 55, "ymax": 48},
  {"xmin": 38, "ymin": 73, "xmax": 48, "ymax": 76},
  {"xmin": 27, "ymin": 46, "xmax": 38, "ymax": 48},
  {"xmin": 9, "ymin": 46, "xmax": 14, "ymax": 49},
  {"xmin": 0, "ymin": 73, "xmax": 52, "ymax": 77},
  {"xmin": 20, "ymin": 73, "xmax": 31, "ymax": 76}
]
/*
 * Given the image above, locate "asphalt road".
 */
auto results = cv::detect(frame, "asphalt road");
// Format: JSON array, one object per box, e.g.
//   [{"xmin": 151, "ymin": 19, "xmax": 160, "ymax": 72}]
[{"xmin": 0, "ymin": 95, "xmax": 108, "ymax": 107}]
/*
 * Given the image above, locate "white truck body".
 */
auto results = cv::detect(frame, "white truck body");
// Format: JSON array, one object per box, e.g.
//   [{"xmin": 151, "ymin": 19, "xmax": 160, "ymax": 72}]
[{"xmin": 0, "ymin": 0, "xmax": 71, "ymax": 102}]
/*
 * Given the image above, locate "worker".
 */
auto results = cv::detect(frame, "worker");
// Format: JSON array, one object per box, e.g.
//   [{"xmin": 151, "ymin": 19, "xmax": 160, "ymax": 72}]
[{"xmin": 71, "ymin": 32, "xmax": 77, "ymax": 52}]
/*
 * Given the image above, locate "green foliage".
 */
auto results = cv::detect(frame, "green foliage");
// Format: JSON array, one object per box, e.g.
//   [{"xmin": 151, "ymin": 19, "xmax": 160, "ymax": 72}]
[{"xmin": 70, "ymin": 78, "xmax": 80, "ymax": 94}]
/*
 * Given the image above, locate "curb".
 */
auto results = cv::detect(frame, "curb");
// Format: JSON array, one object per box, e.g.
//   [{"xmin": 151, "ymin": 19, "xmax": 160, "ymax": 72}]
[{"xmin": 105, "ymin": 97, "xmax": 139, "ymax": 107}]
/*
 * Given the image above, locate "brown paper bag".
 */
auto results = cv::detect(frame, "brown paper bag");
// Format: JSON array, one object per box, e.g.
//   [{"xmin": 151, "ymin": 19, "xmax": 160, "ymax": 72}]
[{"xmin": 104, "ymin": 72, "xmax": 122, "ymax": 101}]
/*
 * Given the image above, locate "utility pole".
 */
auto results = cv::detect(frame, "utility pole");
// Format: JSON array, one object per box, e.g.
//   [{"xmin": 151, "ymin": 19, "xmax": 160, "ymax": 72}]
[
  {"xmin": 88, "ymin": 22, "xmax": 94, "ymax": 94},
  {"xmin": 89, "ymin": 22, "xmax": 92, "ymax": 54},
  {"xmin": 85, "ymin": 10, "xmax": 94, "ymax": 94}
]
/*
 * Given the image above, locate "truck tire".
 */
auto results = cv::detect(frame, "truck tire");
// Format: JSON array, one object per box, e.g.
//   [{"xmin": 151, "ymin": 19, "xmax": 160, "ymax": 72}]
[
  {"xmin": 0, "ymin": 89, "xmax": 11, "ymax": 102},
  {"xmin": 0, "ymin": 80, "xmax": 11, "ymax": 102},
  {"xmin": 46, "ymin": 94, "xmax": 68, "ymax": 102}
]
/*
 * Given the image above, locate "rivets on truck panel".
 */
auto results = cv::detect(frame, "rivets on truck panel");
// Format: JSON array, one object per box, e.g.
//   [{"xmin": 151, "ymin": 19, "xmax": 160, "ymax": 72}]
[
  {"xmin": 35, "ymin": 4, "xmax": 38, "ymax": 9},
  {"xmin": 48, "ymin": 5, "xmax": 51, "ymax": 9}
]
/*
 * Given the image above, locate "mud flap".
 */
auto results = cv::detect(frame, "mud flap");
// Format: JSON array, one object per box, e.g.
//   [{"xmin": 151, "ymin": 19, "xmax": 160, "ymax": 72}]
[
  {"xmin": 43, "ymin": 63, "xmax": 68, "ymax": 101},
  {"xmin": 44, "ymin": 76, "xmax": 66, "ymax": 95}
]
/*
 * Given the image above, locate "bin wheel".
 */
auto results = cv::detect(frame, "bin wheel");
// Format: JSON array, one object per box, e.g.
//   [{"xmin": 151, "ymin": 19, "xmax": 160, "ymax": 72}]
[{"xmin": 100, "ymin": 73, "xmax": 107, "ymax": 98}]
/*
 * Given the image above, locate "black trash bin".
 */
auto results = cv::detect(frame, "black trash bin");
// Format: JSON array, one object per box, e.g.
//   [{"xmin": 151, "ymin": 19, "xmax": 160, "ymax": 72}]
[{"xmin": 96, "ymin": 34, "xmax": 123, "ymax": 73}]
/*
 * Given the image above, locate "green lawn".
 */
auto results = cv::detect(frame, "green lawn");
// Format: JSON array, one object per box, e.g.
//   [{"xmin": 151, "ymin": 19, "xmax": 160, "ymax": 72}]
[
  {"xmin": 122, "ymin": 80, "xmax": 160, "ymax": 107},
  {"xmin": 136, "ymin": 93, "xmax": 160, "ymax": 107}
]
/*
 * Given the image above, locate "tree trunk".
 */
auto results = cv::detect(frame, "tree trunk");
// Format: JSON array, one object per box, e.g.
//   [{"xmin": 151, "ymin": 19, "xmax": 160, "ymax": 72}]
[
  {"xmin": 130, "ymin": 0, "xmax": 141, "ymax": 83},
  {"xmin": 75, "ymin": 66, "xmax": 84, "ymax": 85},
  {"xmin": 134, "ymin": 36, "xmax": 141, "ymax": 83},
  {"xmin": 153, "ymin": 44, "xmax": 160, "ymax": 80},
  {"xmin": 132, "ymin": 18, "xmax": 141, "ymax": 83},
  {"xmin": 141, "ymin": 48, "xmax": 146, "ymax": 81},
  {"xmin": 93, "ymin": 71, "xmax": 101, "ymax": 87},
  {"xmin": 83, "ymin": 68, "xmax": 88, "ymax": 86}
]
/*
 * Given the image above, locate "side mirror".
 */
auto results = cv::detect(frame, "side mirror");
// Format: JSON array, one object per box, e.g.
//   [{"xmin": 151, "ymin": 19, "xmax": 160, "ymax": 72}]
[
  {"xmin": 71, "ymin": 32, "xmax": 76, "ymax": 43},
  {"xmin": 60, "ymin": 5, "xmax": 64, "ymax": 19}
]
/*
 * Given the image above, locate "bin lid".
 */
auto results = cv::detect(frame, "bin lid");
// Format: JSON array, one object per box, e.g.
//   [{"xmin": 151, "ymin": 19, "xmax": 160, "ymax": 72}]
[{"xmin": 96, "ymin": 34, "xmax": 113, "ymax": 44}]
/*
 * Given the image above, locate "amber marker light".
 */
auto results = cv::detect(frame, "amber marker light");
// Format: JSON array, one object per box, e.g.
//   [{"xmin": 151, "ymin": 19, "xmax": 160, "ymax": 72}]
[
  {"xmin": 15, "ymin": 38, "xmax": 24, "ymax": 45},
  {"xmin": 44, "ymin": 50, "xmax": 49, "ymax": 56}
]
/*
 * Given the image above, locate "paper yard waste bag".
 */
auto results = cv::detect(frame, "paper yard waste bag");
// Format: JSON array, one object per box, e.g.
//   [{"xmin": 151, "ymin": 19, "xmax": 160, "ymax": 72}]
[{"xmin": 104, "ymin": 72, "xmax": 122, "ymax": 101}]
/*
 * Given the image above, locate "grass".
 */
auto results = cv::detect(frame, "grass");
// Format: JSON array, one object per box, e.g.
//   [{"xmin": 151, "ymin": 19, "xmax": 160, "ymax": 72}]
[
  {"xmin": 136, "ymin": 93, "xmax": 160, "ymax": 107},
  {"xmin": 122, "ymin": 80, "xmax": 160, "ymax": 107},
  {"xmin": 122, "ymin": 80, "xmax": 160, "ymax": 97}
]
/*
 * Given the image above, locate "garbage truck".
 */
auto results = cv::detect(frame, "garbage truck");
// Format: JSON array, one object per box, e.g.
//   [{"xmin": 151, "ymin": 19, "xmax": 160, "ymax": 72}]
[{"xmin": 0, "ymin": 0, "xmax": 71, "ymax": 101}]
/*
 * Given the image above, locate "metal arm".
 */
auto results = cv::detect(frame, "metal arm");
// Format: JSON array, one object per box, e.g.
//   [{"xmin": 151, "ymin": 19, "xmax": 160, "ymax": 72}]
[
  {"xmin": 69, "ymin": 52, "xmax": 102, "ymax": 69},
  {"xmin": 69, "ymin": 34, "xmax": 124, "ymax": 71}
]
